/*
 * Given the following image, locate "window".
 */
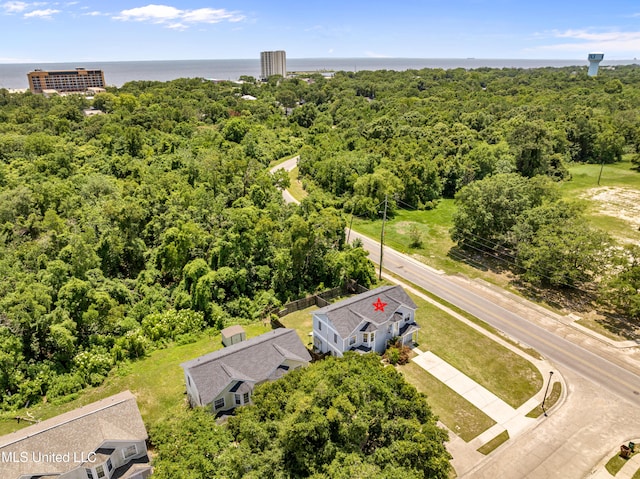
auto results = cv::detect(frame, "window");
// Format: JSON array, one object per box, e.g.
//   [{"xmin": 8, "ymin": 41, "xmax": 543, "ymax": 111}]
[
  {"xmin": 370, "ymin": 332, "xmax": 375, "ymax": 343},
  {"xmin": 333, "ymin": 333, "xmax": 337, "ymax": 343},
  {"xmin": 363, "ymin": 333, "xmax": 369, "ymax": 344},
  {"xmin": 214, "ymin": 397, "xmax": 225, "ymax": 410},
  {"xmin": 86, "ymin": 469, "xmax": 94, "ymax": 479},
  {"xmin": 235, "ymin": 394, "xmax": 241, "ymax": 405},
  {"xmin": 349, "ymin": 336, "xmax": 356, "ymax": 345},
  {"xmin": 107, "ymin": 458, "xmax": 113, "ymax": 472},
  {"xmin": 243, "ymin": 392, "xmax": 250, "ymax": 404},
  {"xmin": 96, "ymin": 465, "xmax": 105, "ymax": 478},
  {"xmin": 122, "ymin": 444, "xmax": 137, "ymax": 459}
]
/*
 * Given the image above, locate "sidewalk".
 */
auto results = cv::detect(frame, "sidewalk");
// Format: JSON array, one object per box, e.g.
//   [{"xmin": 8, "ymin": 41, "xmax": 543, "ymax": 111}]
[
  {"xmin": 387, "ymin": 273, "xmax": 562, "ymax": 477},
  {"xmin": 412, "ymin": 349, "xmax": 538, "ymax": 441}
]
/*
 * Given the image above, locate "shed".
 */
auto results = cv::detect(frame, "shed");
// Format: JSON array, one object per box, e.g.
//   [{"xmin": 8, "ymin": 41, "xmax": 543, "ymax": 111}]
[{"xmin": 221, "ymin": 325, "xmax": 246, "ymax": 347}]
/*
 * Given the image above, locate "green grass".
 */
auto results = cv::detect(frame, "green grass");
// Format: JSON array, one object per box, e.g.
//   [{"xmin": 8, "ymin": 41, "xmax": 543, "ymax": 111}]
[
  {"xmin": 632, "ymin": 466, "xmax": 640, "ymax": 479},
  {"xmin": 279, "ymin": 304, "xmax": 317, "ymax": 346},
  {"xmin": 352, "ymin": 201, "xmax": 467, "ymax": 275},
  {"xmin": 561, "ymin": 159, "xmax": 640, "ymax": 192},
  {"xmin": 399, "ymin": 362, "xmax": 496, "ymax": 442},
  {"xmin": 411, "ymin": 292, "xmax": 542, "ymax": 408},
  {"xmin": 0, "ymin": 323, "xmax": 273, "ymax": 436},
  {"xmin": 287, "ymin": 166, "xmax": 308, "ymax": 202},
  {"xmin": 477, "ymin": 430, "xmax": 510, "ymax": 455},
  {"xmin": 526, "ymin": 381, "xmax": 562, "ymax": 418},
  {"xmin": 606, "ymin": 452, "xmax": 632, "ymax": 476}
]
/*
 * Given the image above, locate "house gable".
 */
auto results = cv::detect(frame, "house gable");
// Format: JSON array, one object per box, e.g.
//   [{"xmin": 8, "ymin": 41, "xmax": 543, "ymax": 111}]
[
  {"xmin": 181, "ymin": 328, "xmax": 311, "ymax": 409},
  {"xmin": 0, "ymin": 391, "xmax": 151, "ymax": 479},
  {"xmin": 312, "ymin": 285, "xmax": 419, "ymax": 356}
]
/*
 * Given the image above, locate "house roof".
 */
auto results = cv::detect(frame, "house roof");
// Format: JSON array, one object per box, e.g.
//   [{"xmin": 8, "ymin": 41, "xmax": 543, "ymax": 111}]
[
  {"xmin": 0, "ymin": 391, "xmax": 147, "ymax": 478},
  {"xmin": 314, "ymin": 285, "xmax": 417, "ymax": 338},
  {"xmin": 181, "ymin": 328, "xmax": 311, "ymax": 406}
]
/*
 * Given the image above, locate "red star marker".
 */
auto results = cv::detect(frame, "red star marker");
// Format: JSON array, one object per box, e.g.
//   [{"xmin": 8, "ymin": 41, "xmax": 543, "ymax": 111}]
[{"xmin": 373, "ymin": 297, "xmax": 387, "ymax": 312}]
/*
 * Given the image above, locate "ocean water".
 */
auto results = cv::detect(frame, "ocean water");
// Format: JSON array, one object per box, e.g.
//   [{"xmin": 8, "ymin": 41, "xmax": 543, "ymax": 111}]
[{"xmin": 0, "ymin": 57, "xmax": 637, "ymax": 90}]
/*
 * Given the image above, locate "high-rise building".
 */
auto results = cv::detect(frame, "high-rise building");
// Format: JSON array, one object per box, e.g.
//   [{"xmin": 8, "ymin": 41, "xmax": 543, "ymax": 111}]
[
  {"xmin": 27, "ymin": 67, "xmax": 105, "ymax": 94},
  {"xmin": 260, "ymin": 50, "xmax": 287, "ymax": 80}
]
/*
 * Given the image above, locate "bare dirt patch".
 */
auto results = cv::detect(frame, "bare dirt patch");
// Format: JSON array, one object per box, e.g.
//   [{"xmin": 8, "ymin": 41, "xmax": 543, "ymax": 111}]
[{"xmin": 580, "ymin": 186, "xmax": 640, "ymax": 232}]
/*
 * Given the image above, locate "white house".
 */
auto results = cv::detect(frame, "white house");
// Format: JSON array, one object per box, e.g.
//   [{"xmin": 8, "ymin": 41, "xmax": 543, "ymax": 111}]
[
  {"xmin": 0, "ymin": 390, "xmax": 152, "ymax": 479},
  {"xmin": 181, "ymin": 328, "xmax": 311, "ymax": 414},
  {"xmin": 312, "ymin": 285, "xmax": 419, "ymax": 357}
]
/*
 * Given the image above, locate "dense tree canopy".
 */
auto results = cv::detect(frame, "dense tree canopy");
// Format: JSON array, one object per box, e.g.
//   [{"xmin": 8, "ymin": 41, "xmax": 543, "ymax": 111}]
[{"xmin": 151, "ymin": 353, "xmax": 451, "ymax": 478}]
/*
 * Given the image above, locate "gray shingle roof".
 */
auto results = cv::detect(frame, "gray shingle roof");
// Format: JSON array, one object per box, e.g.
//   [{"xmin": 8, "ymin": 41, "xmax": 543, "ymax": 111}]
[
  {"xmin": 181, "ymin": 328, "xmax": 311, "ymax": 406},
  {"xmin": 0, "ymin": 390, "xmax": 147, "ymax": 479},
  {"xmin": 315, "ymin": 285, "xmax": 417, "ymax": 338}
]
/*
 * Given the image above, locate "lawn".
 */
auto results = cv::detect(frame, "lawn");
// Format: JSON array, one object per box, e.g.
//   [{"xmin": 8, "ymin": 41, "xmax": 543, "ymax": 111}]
[
  {"xmin": 0, "ymin": 323, "xmax": 273, "ymax": 436},
  {"xmin": 399, "ymin": 362, "xmax": 495, "ymax": 442},
  {"xmin": 278, "ymin": 304, "xmax": 317, "ymax": 346},
  {"xmin": 411, "ymin": 293, "xmax": 542, "ymax": 408}
]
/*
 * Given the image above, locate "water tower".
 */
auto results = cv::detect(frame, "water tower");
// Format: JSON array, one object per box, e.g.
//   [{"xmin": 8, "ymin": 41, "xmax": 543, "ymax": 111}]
[{"xmin": 588, "ymin": 52, "xmax": 604, "ymax": 76}]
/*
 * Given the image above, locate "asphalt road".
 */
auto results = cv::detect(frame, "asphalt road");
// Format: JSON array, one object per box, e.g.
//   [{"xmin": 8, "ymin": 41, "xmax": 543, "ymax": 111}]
[
  {"xmin": 271, "ymin": 158, "xmax": 640, "ymax": 405},
  {"xmin": 351, "ymin": 230, "xmax": 640, "ymax": 406}
]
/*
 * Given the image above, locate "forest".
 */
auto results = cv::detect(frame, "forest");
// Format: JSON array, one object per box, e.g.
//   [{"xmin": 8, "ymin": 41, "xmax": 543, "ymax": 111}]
[{"xmin": 0, "ymin": 64, "xmax": 639, "ymax": 439}]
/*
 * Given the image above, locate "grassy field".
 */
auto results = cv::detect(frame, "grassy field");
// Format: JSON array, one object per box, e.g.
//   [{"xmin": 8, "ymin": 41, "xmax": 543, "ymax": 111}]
[
  {"xmin": 399, "ymin": 362, "xmax": 495, "ymax": 441},
  {"xmin": 0, "ymin": 323, "xmax": 272, "ymax": 436},
  {"xmin": 352, "ymin": 159, "xmax": 640, "ymax": 274},
  {"xmin": 287, "ymin": 166, "xmax": 308, "ymax": 202}
]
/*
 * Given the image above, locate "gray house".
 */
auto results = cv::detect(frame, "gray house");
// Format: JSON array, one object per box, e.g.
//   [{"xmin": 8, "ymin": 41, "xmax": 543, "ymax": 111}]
[
  {"xmin": 312, "ymin": 285, "xmax": 419, "ymax": 357},
  {"xmin": 182, "ymin": 328, "xmax": 311, "ymax": 413},
  {"xmin": 0, "ymin": 390, "xmax": 151, "ymax": 479}
]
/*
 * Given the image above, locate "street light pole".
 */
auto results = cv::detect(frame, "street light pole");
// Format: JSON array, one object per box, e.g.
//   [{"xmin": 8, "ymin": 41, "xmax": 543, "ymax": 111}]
[{"xmin": 541, "ymin": 371, "xmax": 554, "ymax": 417}]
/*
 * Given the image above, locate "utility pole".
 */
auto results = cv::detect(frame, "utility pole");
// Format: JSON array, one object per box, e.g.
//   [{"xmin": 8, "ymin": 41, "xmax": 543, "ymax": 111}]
[
  {"xmin": 597, "ymin": 160, "xmax": 605, "ymax": 186},
  {"xmin": 379, "ymin": 195, "xmax": 388, "ymax": 281}
]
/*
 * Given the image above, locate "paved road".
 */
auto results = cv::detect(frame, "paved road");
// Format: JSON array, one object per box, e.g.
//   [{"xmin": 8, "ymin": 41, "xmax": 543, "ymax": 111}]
[
  {"xmin": 272, "ymin": 158, "xmax": 640, "ymax": 476},
  {"xmin": 273, "ymin": 158, "xmax": 640, "ymax": 404},
  {"xmin": 352, "ymin": 230, "xmax": 640, "ymax": 406},
  {"xmin": 270, "ymin": 156, "xmax": 299, "ymax": 205}
]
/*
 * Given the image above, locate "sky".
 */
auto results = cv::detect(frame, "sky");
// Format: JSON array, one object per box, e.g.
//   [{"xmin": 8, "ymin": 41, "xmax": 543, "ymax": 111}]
[{"xmin": 1, "ymin": 0, "xmax": 640, "ymax": 63}]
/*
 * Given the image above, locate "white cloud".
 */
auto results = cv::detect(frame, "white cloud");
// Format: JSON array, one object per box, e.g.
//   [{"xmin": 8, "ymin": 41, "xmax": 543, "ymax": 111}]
[
  {"xmin": 24, "ymin": 8, "xmax": 60, "ymax": 18},
  {"xmin": 82, "ymin": 10, "xmax": 105, "ymax": 16},
  {"xmin": 535, "ymin": 29, "xmax": 640, "ymax": 54},
  {"xmin": 2, "ymin": 1, "xmax": 30, "ymax": 12},
  {"xmin": 114, "ymin": 3, "xmax": 244, "ymax": 28}
]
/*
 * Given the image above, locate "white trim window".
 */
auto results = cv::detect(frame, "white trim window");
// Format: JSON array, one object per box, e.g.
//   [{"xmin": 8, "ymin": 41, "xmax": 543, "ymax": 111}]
[
  {"xmin": 349, "ymin": 336, "xmax": 356, "ymax": 345},
  {"xmin": 243, "ymin": 392, "xmax": 250, "ymax": 404},
  {"xmin": 96, "ymin": 465, "xmax": 106, "ymax": 478},
  {"xmin": 122, "ymin": 444, "xmax": 137, "ymax": 459},
  {"xmin": 235, "ymin": 394, "xmax": 242, "ymax": 405},
  {"xmin": 86, "ymin": 469, "xmax": 94, "ymax": 479},
  {"xmin": 214, "ymin": 397, "xmax": 225, "ymax": 410}
]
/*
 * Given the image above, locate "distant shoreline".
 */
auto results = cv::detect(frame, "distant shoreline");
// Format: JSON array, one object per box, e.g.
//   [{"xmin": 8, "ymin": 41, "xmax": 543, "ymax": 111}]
[{"xmin": 1, "ymin": 57, "xmax": 638, "ymax": 89}]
